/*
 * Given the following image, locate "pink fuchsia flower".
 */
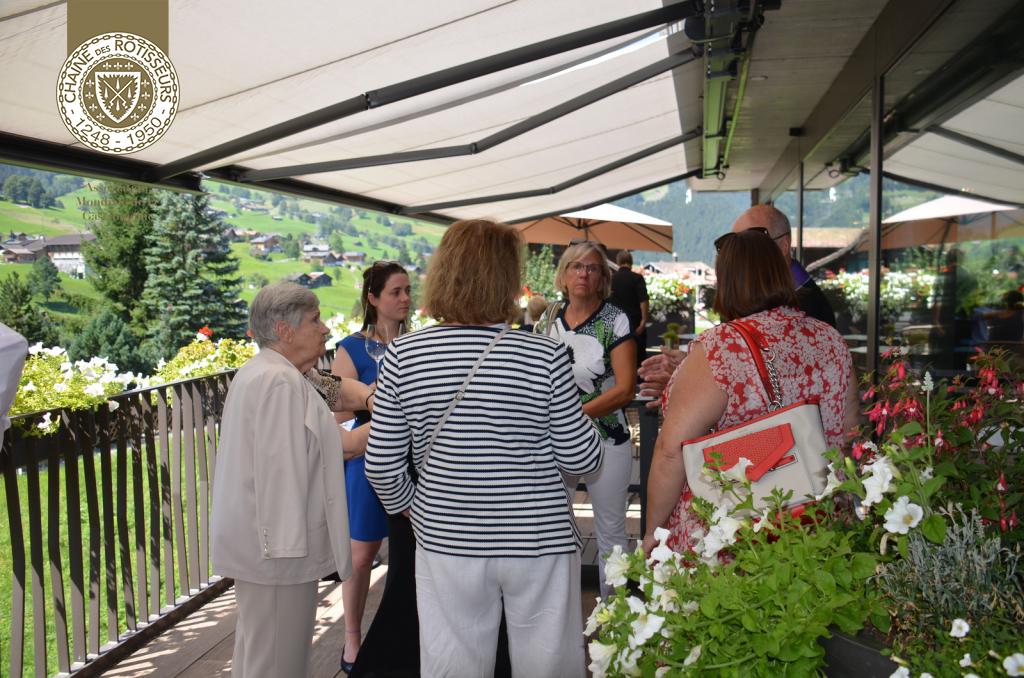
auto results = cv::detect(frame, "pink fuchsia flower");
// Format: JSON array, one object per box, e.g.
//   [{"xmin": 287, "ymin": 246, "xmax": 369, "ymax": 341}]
[{"xmin": 996, "ymin": 473, "xmax": 1008, "ymax": 494}]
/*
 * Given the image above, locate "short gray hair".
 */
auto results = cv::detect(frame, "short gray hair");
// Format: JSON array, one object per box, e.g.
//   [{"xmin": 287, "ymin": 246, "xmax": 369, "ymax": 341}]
[{"xmin": 249, "ymin": 282, "xmax": 319, "ymax": 347}]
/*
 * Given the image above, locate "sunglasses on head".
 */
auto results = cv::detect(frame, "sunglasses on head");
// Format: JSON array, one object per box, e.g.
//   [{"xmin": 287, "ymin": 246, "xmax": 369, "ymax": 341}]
[{"xmin": 713, "ymin": 227, "xmax": 789, "ymax": 251}]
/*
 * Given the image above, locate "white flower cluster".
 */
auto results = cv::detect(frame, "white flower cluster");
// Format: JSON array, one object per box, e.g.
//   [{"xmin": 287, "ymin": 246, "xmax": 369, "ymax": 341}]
[
  {"xmin": 587, "ymin": 529, "xmax": 702, "ymax": 677},
  {"xmin": 645, "ymin": 274, "xmax": 697, "ymax": 322},
  {"xmin": 818, "ymin": 269, "xmax": 937, "ymax": 323}
]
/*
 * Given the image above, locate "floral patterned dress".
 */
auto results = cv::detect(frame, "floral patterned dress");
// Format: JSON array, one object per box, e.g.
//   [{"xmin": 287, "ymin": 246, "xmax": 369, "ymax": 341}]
[{"xmin": 663, "ymin": 305, "xmax": 853, "ymax": 553}]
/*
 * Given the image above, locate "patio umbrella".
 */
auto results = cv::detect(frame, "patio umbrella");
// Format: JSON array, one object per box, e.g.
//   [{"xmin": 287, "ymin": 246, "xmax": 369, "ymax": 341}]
[{"xmin": 512, "ymin": 204, "xmax": 674, "ymax": 253}]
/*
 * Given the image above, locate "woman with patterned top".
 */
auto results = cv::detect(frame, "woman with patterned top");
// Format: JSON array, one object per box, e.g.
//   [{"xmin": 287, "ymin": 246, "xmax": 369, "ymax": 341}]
[
  {"xmin": 641, "ymin": 228, "xmax": 860, "ymax": 556},
  {"xmin": 539, "ymin": 241, "xmax": 637, "ymax": 597}
]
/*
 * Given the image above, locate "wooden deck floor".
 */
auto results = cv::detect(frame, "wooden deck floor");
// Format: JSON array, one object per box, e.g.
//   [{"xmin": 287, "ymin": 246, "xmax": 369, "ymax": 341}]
[{"xmin": 99, "ymin": 494, "xmax": 638, "ymax": 677}]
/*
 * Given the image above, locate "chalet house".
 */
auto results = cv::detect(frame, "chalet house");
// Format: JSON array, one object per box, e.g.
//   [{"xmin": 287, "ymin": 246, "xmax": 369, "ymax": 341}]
[
  {"xmin": 342, "ymin": 251, "xmax": 366, "ymax": 264},
  {"xmin": 323, "ymin": 252, "xmax": 344, "ymax": 266},
  {"xmin": 307, "ymin": 271, "xmax": 332, "ymax": 288},
  {"xmin": 302, "ymin": 243, "xmax": 331, "ymax": 263},
  {"xmin": 250, "ymin": 234, "xmax": 281, "ymax": 253},
  {"xmin": 1, "ymin": 233, "xmax": 95, "ymax": 276},
  {"xmin": 643, "ymin": 260, "xmax": 715, "ymax": 286},
  {"xmin": 283, "ymin": 271, "xmax": 332, "ymax": 289}
]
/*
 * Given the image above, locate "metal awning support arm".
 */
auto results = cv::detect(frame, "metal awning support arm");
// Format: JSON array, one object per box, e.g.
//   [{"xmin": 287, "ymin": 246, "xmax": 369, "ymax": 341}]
[
  {"xmin": 399, "ymin": 127, "xmax": 701, "ymax": 214},
  {"xmin": 239, "ymin": 51, "xmax": 697, "ymax": 182}
]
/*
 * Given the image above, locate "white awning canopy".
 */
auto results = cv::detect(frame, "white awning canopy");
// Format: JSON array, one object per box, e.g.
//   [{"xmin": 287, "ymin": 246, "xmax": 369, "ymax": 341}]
[
  {"xmin": 0, "ymin": 1, "xmax": 1020, "ymax": 221},
  {"xmin": 883, "ymin": 195, "xmax": 1017, "ymax": 224}
]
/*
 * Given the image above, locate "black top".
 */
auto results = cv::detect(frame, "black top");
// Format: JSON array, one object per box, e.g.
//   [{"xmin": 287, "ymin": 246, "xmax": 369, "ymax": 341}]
[
  {"xmin": 609, "ymin": 266, "xmax": 649, "ymax": 331},
  {"xmin": 796, "ymin": 276, "xmax": 837, "ymax": 328}
]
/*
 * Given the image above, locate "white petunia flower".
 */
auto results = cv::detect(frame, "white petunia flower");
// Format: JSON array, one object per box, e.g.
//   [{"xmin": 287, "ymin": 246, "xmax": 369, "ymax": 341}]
[
  {"xmin": 959, "ymin": 653, "xmax": 972, "ymax": 667},
  {"xmin": 949, "ymin": 618, "xmax": 970, "ymax": 638},
  {"xmin": 653, "ymin": 526, "xmax": 670, "ymax": 544},
  {"xmin": 108, "ymin": 400, "xmax": 119, "ymax": 412},
  {"xmin": 684, "ymin": 645, "xmax": 702, "ymax": 666},
  {"xmin": 1003, "ymin": 652, "xmax": 1024, "ymax": 676},
  {"xmin": 883, "ymin": 496, "xmax": 924, "ymax": 535},
  {"xmin": 22, "ymin": 381, "xmax": 36, "ymax": 392},
  {"xmin": 604, "ymin": 545, "xmax": 629, "ymax": 588},
  {"xmin": 649, "ymin": 541, "xmax": 675, "ymax": 565},
  {"xmin": 920, "ymin": 673, "xmax": 933, "ymax": 678},
  {"xmin": 815, "ymin": 464, "xmax": 842, "ymax": 501},
  {"xmin": 37, "ymin": 412, "xmax": 53, "ymax": 430},
  {"xmin": 53, "ymin": 382, "xmax": 68, "ymax": 393},
  {"xmin": 862, "ymin": 472, "xmax": 892, "ymax": 507},
  {"xmin": 655, "ymin": 667, "xmax": 671, "ymax": 678},
  {"xmin": 753, "ymin": 508, "xmax": 774, "ymax": 533},
  {"xmin": 28, "ymin": 342, "xmax": 43, "ymax": 355},
  {"xmin": 628, "ymin": 609, "xmax": 665, "ymax": 649},
  {"xmin": 963, "ymin": 674, "xmax": 980, "ymax": 678},
  {"xmin": 587, "ymin": 640, "xmax": 616, "ymax": 677},
  {"xmin": 889, "ymin": 668, "xmax": 909, "ymax": 678},
  {"xmin": 681, "ymin": 600, "xmax": 699, "ymax": 615},
  {"xmin": 721, "ymin": 457, "xmax": 753, "ymax": 483},
  {"xmin": 920, "ymin": 466, "xmax": 934, "ymax": 481},
  {"xmin": 84, "ymin": 382, "xmax": 105, "ymax": 397},
  {"xmin": 617, "ymin": 647, "xmax": 641, "ymax": 676}
]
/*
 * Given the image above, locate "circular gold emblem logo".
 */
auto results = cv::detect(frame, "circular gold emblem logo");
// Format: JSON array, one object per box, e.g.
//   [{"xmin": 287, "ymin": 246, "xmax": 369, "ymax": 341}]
[{"xmin": 57, "ymin": 32, "xmax": 179, "ymax": 154}]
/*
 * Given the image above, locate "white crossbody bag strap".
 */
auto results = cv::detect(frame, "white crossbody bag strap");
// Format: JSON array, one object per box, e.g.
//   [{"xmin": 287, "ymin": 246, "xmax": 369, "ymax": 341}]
[{"xmin": 419, "ymin": 327, "xmax": 510, "ymax": 473}]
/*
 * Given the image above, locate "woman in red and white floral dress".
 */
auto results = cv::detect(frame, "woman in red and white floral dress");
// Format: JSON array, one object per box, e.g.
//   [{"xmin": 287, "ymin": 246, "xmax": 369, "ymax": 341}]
[{"xmin": 641, "ymin": 228, "xmax": 861, "ymax": 555}]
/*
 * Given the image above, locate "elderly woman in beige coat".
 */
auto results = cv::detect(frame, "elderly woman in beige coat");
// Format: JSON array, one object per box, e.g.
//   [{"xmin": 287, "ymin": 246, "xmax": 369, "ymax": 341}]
[{"xmin": 212, "ymin": 282, "xmax": 374, "ymax": 678}]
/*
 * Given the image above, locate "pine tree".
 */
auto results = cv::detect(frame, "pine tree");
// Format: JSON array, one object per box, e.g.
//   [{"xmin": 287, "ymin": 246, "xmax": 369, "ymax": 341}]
[
  {"xmin": 68, "ymin": 308, "xmax": 150, "ymax": 373},
  {"xmin": 141, "ymin": 191, "xmax": 248, "ymax": 359},
  {"xmin": 27, "ymin": 255, "xmax": 61, "ymax": 300},
  {"xmin": 0, "ymin": 272, "xmax": 57, "ymax": 344},
  {"xmin": 84, "ymin": 182, "xmax": 156, "ymax": 313}
]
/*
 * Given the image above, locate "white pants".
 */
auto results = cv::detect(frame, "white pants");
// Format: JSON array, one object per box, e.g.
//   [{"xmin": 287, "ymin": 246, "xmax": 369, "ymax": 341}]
[
  {"xmin": 231, "ymin": 579, "xmax": 318, "ymax": 678},
  {"xmin": 415, "ymin": 550, "xmax": 585, "ymax": 678},
  {"xmin": 564, "ymin": 437, "xmax": 633, "ymax": 598}
]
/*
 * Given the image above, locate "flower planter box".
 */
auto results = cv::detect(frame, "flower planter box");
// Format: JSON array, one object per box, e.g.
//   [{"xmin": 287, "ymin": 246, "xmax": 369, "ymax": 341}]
[{"xmin": 820, "ymin": 629, "xmax": 897, "ymax": 678}]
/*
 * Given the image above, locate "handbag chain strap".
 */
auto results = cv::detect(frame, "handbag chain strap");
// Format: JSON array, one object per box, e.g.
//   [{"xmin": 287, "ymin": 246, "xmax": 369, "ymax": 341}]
[
  {"xmin": 419, "ymin": 327, "xmax": 510, "ymax": 472},
  {"xmin": 731, "ymin": 320, "xmax": 783, "ymax": 412}
]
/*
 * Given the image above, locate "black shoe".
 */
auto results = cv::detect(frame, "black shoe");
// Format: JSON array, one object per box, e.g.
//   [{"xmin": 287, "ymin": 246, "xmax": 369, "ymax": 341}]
[
  {"xmin": 340, "ymin": 647, "xmax": 355, "ymax": 674},
  {"xmin": 371, "ymin": 554, "xmax": 384, "ymax": 570}
]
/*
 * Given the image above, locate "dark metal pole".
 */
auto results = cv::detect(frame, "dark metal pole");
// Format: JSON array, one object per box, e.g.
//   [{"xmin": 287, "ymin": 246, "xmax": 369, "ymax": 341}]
[
  {"xmin": 866, "ymin": 72, "xmax": 885, "ymax": 378},
  {"xmin": 796, "ymin": 161, "xmax": 805, "ymax": 265}
]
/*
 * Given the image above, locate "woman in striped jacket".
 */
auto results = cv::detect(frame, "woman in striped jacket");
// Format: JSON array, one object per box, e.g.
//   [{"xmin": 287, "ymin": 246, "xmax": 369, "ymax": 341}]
[{"xmin": 366, "ymin": 219, "xmax": 602, "ymax": 678}]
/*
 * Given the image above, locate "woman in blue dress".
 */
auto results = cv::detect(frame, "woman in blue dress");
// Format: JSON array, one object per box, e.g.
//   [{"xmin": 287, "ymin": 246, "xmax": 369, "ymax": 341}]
[{"xmin": 331, "ymin": 261, "xmax": 411, "ymax": 671}]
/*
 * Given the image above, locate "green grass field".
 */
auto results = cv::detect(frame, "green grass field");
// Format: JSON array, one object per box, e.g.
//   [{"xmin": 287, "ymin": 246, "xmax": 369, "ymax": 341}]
[{"xmin": 0, "ymin": 180, "xmax": 444, "ymax": 327}]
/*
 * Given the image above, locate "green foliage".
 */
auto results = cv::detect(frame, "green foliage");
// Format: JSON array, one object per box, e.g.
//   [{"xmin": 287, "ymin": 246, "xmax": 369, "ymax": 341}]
[
  {"xmin": 875, "ymin": 508, "xmax": 1023, "ymax": 644},
  {"xmin": 27, "ymin": 255, "xmax": 61, "ymax": 300},
  {"xmin": 152, "ymin": 336, "xmax": 256, "ymax": 384},
  {"xmin": 589, "ymin": 503, "xmax": 882, "ymax": 676},
  {"xmin": 141, "ymin": 191, "xmax": 248, "ymax": 360},
  {"xmin": 68, "ymin": 308, "xmax": 151, "ymax": 374},
  {"xmin": 11, "ymin": 345, "xmax": 135, "ymax": 435},
  {"xmin": 282, "ymin": 237, "xmax": 300, "ymax": 259},
  {"xmin": 328, "ymin": 231, "xmax": 345, "ymax": 252},
  {"xmin": 523, "ymin": 245, "xmax": 559, "ymax": 299},
  {"xmin": 2, "ymin": 174, "xmax": 55, "ymax": 207},
  {"xmin": 83, "ymin": 182, "xmax": 156, "ymax": 312},
  {"xmin": 0, "ymin": 271, "xmax": 57, "ymax": 344}
]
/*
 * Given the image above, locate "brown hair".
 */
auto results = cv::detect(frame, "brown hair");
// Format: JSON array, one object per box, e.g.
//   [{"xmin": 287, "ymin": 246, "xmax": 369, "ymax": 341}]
[
  {"xmin": 713, "ymin": 229, "xmax": 797, "ymax": 321},
  {"xmin": 422, "ymin": 219, "xmax": 523, "ymax": 324},
  {"xmin": 360, "ymin": 260, "xmax": 407, "ymax": 329},
  {"xmin": 555, "ymin": 241, "xmax": 612, "ymax": 299}
]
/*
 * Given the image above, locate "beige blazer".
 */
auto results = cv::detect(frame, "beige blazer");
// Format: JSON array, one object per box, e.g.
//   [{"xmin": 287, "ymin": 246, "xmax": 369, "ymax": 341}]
[{"xmin": 211, "ymin": 348, "xmax": 351, "ymax": 585}]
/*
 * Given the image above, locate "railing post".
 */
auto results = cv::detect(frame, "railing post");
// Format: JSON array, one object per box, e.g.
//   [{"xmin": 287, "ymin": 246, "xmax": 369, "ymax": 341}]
[
  {"xmin": 2, "ymin": 433, "xmax": 27, "ymax": 678},
  {"xmin": 64, "ymin": 411, "xmax": 87, "ymax": 667}
]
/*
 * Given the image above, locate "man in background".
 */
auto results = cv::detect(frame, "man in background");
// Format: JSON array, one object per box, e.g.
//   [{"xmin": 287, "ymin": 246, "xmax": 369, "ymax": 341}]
[
  {"xmin": 732, "ymin": 204, "xmax": 835, "ymax": 327},
  {"xmin": 638, "ymin": 205, "xmax": 836, "ymax": 403},
  {"xmin": 1, "ymin": 322, "xmax": 29, "ymax": 449},
  {"xmin": 609, "ymin": 250, "xmax": 649, "ymax": 368}
]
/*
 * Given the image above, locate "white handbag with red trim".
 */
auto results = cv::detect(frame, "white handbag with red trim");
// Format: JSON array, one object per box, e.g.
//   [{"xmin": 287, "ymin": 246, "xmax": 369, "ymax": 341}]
[{"xmin": 681, "ymin": 319, "xmax": 830, "ymax": 510}]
